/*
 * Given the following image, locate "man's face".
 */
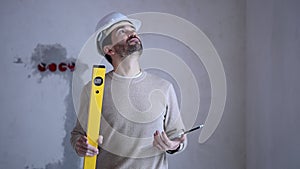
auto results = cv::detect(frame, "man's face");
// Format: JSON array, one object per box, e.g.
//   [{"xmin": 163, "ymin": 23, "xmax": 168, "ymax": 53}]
[{"xmin": 110, "ymin": 24, "xmax": 143, "ymax": 57}]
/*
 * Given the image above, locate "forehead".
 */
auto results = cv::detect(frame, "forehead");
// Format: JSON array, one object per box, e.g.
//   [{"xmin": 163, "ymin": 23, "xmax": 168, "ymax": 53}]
[
  {"xmin": 103, "ymin": 21, "xmax": 135, "ymax": 37},
  {"xmin": 116, "ymin": 24, "xmax": 135, "ymax": 30},
  {"xmin": 112, "ymin": 23, "xmax": 136, "ymax": 33}
]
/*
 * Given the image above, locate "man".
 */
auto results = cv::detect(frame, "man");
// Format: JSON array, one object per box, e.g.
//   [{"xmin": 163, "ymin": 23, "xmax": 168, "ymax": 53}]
[{"xmin": 71, "ymin": 12, "xmax": 187, "ymax": 169}]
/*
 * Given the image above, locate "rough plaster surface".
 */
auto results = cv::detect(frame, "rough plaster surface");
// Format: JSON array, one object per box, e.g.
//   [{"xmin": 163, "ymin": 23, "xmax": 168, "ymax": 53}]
[
  {"xmin": 0, "ymin": 0, "xmax": 246, "ymax": 169},
  {"xmin": 29, "ymin": 44, "xmax": 80, "ymax": 169}
]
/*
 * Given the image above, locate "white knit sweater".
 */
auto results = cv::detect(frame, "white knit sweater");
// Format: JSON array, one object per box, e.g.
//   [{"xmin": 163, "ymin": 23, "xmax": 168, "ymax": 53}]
[{"xmin": 71, "ymin": 70, "xmax": 186, "ymax": 169}]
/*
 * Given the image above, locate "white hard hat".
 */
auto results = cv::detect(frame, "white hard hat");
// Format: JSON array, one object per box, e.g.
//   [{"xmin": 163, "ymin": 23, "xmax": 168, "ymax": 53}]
[{"xmin": 95, "ymin": 12, "xmax": 141, "ymax": 56}]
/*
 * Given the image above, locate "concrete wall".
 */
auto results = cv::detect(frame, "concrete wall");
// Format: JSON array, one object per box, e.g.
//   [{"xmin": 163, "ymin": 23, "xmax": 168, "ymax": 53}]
[
  {"xmin": 1, "ymin": 0, "xmax": 245, "ymax": 169},
  {"xmin": 246, "ymin": 0, "xmax": 300, "ymax": 169}
]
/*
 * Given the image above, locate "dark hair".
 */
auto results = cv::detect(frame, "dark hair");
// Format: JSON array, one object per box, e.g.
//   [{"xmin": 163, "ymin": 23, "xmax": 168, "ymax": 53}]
[{"xmin": 102, "ymin": 33, "xmax": 113, "ymax": 64}]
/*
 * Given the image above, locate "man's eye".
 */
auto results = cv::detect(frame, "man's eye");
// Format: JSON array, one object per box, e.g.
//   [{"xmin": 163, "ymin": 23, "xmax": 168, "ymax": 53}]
[{"xmin": 118, "ymin": 29, "xmax": 125, "ymax": 34}]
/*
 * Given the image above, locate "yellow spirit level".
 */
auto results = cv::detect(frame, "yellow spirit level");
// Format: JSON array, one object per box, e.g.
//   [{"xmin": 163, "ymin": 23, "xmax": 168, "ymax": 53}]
[{"xmin": 84, "ymin": 65, "xmax": 106, "ymax": 169}]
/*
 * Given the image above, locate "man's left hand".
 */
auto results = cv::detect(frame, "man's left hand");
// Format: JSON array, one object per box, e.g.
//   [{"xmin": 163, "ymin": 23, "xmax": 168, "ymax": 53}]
[{"xmin": 153, "ymin": 130, "xmax": 186, "ymax": 151}]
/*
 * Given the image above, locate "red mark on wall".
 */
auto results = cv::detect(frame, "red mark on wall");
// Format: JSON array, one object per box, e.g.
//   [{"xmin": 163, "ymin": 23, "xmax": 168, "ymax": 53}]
[{"xmin": 38, "ymin": 62, "xmax": 75, "ymax": 72}]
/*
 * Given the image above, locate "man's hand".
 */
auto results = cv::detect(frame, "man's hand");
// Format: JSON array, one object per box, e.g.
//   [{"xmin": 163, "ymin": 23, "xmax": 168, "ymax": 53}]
[
  {"xmin": 153, "ymin": 130, "xmax": 186, "ymax": 151},
  {"xmin": 75, "ymin": 135, "xmax": 103, "ymax": 157}
]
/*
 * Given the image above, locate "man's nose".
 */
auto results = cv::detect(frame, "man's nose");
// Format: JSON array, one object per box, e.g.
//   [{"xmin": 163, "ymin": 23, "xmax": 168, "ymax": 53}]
[{"xmin": 126, "ymin": 29, "xmax": 137, "ymax": 37}]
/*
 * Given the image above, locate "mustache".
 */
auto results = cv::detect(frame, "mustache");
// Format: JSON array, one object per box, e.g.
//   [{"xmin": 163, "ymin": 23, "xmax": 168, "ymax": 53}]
[{"xmin": 126, "ymin": 34, "xmax": 140, "ymax": 43}]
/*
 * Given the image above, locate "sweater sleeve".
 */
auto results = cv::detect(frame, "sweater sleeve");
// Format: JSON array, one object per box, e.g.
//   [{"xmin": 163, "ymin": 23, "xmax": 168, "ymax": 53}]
[
  {"xmin": 164, "ymin": 84, "xmax": 187, "ymax": 154},
  {"xmin": 70, "ymin": 83, "xmax": 90, "ymax": 155}
]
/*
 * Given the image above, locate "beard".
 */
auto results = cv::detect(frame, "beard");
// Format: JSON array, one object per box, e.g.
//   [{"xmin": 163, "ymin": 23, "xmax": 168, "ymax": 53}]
[{"xmin": 112, "ymin": 36, "xmax": 143, "ymax": 58}]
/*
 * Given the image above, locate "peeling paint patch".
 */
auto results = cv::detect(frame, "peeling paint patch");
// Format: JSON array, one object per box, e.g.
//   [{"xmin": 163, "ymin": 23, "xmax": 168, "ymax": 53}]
[
  {"xmin": 13, "ymin": 57, "xmax": 24, "ymax": 64},
  {"xmin": 30, "ymin": 43, "xmax": 75, "ymax": 83}
]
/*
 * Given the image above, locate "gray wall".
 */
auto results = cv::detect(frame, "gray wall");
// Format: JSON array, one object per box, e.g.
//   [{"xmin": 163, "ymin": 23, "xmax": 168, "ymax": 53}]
[
  {"xmin": 0, "ymin": 0, "xmax": 298, "ymax": 169},
  {"xmin": 246, "ymin": 0, "xmax": 300, "ymax": 169}
]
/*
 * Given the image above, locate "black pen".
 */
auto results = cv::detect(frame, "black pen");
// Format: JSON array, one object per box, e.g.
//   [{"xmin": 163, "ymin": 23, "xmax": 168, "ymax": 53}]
[
  {"xmin": 170, "ymin": 124, "xmax": 204, "ymax": 140},
  {"xmin": 183, "ymin": 124, "xmax": 204, "ymax": 135}
]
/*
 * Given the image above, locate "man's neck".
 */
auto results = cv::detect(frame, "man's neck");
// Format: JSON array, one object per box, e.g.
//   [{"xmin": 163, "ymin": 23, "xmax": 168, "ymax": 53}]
[{"xmin": 113, "ymin": 54, "xmax": 141, "ymax": 77}]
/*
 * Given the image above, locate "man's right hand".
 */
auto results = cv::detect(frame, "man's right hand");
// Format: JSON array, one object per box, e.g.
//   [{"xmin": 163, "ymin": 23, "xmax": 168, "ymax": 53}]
[{"xmin": 75, "ymin": 135, "xmax": 103, "ymax": 157}]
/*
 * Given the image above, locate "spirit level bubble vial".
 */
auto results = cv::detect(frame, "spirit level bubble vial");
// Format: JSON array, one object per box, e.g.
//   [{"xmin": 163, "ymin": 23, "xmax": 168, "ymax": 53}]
[{"xmin": 84, "ymin": 65, "xmax": 106, "ymax": 169}]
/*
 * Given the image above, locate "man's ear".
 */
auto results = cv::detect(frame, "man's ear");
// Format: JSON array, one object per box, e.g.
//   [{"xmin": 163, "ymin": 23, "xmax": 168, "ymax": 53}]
[{"xmin": 103, "ymin": 45, "xmax": 114, "ymax": 55}]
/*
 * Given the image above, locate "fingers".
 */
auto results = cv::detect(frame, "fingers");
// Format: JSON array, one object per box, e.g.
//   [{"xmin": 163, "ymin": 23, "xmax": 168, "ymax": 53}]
[
  {"xmin": 86, "ymin": 144, "xmax": 99, "ymax": 156},
  {"xmin": 153, "ymin": 131, "xmax": 168, "ymax": 151},
  {"xmin": 179, "ymin": 134, "xmax": 186, "ymax": 142},
  {"xmin": 98, "ymin": 135, "xmax": 103, "ymax": 145},
  {"xmin": 161, "ymin": 131, "xmax": 172, "ymax": 148},
  {"xmin": 153, "ymin": 130, "xmax": 182, "ymax": 151},
  {"xmin": 75, "ymin": 136, "xmax": 99, "ymax": 157}
]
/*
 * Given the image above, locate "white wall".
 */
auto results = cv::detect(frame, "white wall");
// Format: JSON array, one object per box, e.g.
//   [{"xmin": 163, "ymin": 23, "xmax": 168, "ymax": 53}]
[
  {"xmin": 246, "ymin": 0, "xmax": 300, "ymax": 169},
  {"xmin": 0, "ymin": 0, "xmax": 246, "ymax": 169}
]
